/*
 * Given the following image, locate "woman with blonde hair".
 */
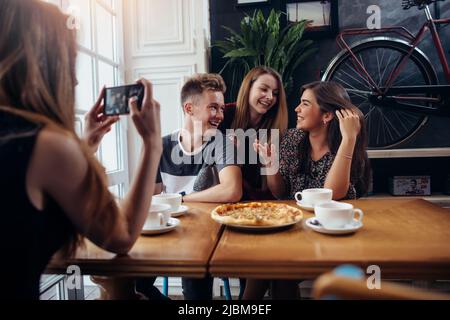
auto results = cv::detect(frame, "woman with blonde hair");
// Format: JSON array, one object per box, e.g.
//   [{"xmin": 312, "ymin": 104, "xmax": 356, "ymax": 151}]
[
  {"xmin": 0, "ymin": 0, "xmax": 161, "ymax": 299},
  {"xmin": 219, "ymin": 66, "xmax": 288, "ymax": 200},
  {"xmin": 217, "ymin": 66, "xmax": 288, "ymax": 299}
]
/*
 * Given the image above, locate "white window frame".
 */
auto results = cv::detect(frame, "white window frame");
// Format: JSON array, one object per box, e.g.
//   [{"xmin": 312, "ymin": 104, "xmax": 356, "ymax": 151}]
[{"xmin": 47, "ymin": 0, "xmax": 129, "ymax": 198}]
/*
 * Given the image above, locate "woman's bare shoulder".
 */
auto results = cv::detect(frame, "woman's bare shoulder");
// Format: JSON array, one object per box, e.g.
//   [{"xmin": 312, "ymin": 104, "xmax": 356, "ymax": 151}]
[
  {"xmin": 38, "ymin": 128, "xmax": 82, "ymax": 156},
  {"xmin": 33, "ymin": 128, "xmax": 88, "ymax": 181}
]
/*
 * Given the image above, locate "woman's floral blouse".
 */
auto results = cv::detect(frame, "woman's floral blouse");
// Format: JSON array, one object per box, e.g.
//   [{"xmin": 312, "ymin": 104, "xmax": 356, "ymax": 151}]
[{"xmin": 279, "ymin": 129, "xmax": 357, "ymax": 200}]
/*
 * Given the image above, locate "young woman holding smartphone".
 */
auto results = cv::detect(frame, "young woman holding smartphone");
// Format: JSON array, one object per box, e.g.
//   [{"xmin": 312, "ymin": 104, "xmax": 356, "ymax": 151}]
[{"xmin": 0, "ymin": 0, "xmax": 162, "ymax": 299}]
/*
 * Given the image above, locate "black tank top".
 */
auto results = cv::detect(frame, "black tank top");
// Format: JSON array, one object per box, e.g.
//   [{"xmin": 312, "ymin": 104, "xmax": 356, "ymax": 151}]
[{"xmin": 0, "ymin": 110, "xmax": 74, "ymax": 300}]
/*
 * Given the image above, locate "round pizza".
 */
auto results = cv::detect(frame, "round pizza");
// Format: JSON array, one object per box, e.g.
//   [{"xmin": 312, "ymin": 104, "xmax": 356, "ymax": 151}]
[{"xmin": 211, "ymin": 202, "xmax": 303, "ymax": 227}]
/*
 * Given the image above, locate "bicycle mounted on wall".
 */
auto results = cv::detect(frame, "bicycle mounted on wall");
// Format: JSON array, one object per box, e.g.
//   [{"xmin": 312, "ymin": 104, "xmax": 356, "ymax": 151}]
[{"xmin": 322, "ymin": 0, "xmax": 450, "ymax": 149}]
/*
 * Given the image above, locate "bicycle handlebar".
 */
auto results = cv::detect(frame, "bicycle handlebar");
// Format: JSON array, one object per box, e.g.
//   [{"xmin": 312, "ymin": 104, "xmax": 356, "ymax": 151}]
[{"xmin": 402, "ymin": 0, "xmax": 445, "ymax": 10}]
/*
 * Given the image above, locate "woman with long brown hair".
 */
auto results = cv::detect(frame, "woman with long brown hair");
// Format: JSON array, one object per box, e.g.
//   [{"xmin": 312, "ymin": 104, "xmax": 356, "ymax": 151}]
[
  {"xmin": 0, "ymin": 0, "xmax": 161, "ymax": 299},
  {"xmin": 256, "ymin": 80, "xmax": 370, "ymax": 201},
  {"xmin": 248, "ymin": 81, "xmax": 371, "ymax": 299},
  {"xmin": 219, "ymin": 66, "xmax": 288, "ymax": 200}
]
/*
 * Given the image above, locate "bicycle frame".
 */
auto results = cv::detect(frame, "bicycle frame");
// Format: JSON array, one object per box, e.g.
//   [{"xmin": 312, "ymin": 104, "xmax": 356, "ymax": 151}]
[{"xmin": 335, "ymin": 5, "xmax": 450, "ymax": 93}]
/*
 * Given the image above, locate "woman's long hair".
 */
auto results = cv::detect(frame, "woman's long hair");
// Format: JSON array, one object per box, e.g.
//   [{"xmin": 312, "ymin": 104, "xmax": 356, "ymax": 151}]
[
  {"xmin": 301, "ymin": 81, "xmax": 371, "ymax": 197},
  {"xmin": 232, "ymin": 66, "xmax": 288, "ymax": 138},
  {"xmin": 0, "ymin": 0, "xmax": 118, "ymax": 256}
]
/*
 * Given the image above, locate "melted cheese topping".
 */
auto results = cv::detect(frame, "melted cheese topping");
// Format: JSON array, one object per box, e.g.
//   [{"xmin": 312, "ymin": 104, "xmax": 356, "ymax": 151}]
[{"xmin": 216, "ymin": 202, "xmax": 301, "ymax": 221}]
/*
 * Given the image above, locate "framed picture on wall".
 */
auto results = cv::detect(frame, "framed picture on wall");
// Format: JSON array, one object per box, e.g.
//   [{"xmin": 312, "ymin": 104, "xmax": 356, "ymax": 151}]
[
  {"xmin": 285, "ymin": 0, "xmax": 339, "ymax": 38},
  {"xmin": 235, "ymin": 0, "xmax": 271, "ymax": 7}
]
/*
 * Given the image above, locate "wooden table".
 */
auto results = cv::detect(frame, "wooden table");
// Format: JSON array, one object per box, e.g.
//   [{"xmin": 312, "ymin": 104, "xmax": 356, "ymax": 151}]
[
  {"xmin": 47, "ymin": 203, "xmax": 222, "ymax": 278},
  {"xmin": 47, "ymin": 199, "xmax": 450, "ymax": 282},
  {"xmin": 209, "ymin": 199, "xmax": 450, "ymax": 280}
]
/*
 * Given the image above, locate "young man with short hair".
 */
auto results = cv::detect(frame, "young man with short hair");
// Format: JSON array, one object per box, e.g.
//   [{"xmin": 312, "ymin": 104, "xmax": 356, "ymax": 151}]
[{"xmin": 154, "ymin": 73, "xmax": 242, "ymax": 202}]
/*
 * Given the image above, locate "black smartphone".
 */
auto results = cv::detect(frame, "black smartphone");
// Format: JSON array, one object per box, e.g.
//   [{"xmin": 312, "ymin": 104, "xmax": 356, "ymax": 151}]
[{"xmin": 104, "ymin": 83, "xmax": 144, "ymax": 115}]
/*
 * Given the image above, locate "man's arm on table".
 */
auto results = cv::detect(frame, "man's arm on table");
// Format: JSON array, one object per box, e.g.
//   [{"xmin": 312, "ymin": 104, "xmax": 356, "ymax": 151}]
[{"xmin": 183, "ymin": 165, "xmax": 242, "ymax": 203}]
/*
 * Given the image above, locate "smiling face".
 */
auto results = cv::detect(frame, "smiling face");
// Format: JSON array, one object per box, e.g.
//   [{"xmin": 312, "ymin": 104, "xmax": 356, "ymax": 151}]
[
  {"xmin": 248, "ymin": 73, "xmax": 279, "ymax": 118},
  {"xmin": 295, "ymin": 88, "xmax": 327, "ymax": 131},
  {"xmin": 191, "ymin": 90, "xmax": 225, "ymax": 136}
]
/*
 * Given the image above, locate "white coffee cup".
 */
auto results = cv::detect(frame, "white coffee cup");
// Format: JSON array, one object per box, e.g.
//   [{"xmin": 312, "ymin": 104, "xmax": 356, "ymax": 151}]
[
  {"xmin": 152, "ymin": 193, "xmax": 182, "ymax": 212},
  {"xmin": 314, "ymin": 201, "xmax": 364, "ymax": 229},
  {"xmin": 295, "ymin": 188, "xmax": 333, "ymax": 206},
  {"xmin": 145, "ymin": 204, "xmax": 172, "ymax": 229}
]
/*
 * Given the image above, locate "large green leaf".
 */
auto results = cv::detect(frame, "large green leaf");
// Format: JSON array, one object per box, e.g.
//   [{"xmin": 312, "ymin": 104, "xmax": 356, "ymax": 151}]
[
  {"xmin": 214, "ymin": 40, "xmax": 239, "ymax": 54},
  {"xmin": 266, "ymin": 9, "xmax": 280, "ymax": 36},
  {"xmin": 240, "ymin": 19, "xmax": 253, "ymax": 50},
  {"xmin": 224, "ymin": 48, "xmax": 258, "ymax": 58},
  {"xmin": 264, "ymin": 32, "xmax": 277, "ymax": 65},
  {"xmin": 221, "ymin": 26, "xmax": 244, "ymax": 43}
]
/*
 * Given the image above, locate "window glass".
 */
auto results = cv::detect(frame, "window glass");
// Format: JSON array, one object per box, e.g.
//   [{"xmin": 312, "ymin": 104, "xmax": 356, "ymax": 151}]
[
  {"xmin": 75, "ymin": 52, "xmax": 95, "ymax": 111},
  {"xmin": 96, "ymin": 2, "xmax": 115, "ymax": 61}
]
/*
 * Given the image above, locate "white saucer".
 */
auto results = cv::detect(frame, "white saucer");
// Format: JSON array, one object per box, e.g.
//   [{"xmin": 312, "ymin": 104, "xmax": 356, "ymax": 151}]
[
  {"xmin": 170, "ymin": 205, "xmax": 189, "ymax": 217},
  {"xmin": 224, "ymin": 219, "xmax": 301, "ymax": 232},
  {"xmin": 141, "ymin": 218, "xmax": 180, "ymax": 235},
  {"xmin": 305, "ymin": 217, "xmax": 363, "ymax": 235},
  {"xmin": 296, "ymin": 201, "xmax": 315, "ymax": 212}
]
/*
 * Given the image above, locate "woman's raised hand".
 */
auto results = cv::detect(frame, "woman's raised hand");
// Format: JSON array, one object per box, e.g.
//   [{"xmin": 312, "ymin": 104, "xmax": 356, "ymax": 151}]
[
  {"xmin": 129, "ymin": 78, "xmax": 162, "ymax": 147},
  {"xmin": 336, "ymin": 108, "xmax": 361, "ymax": 141},
  {"xmin": 83, "ymin": 87, "xmax": 119, "ymax": 153},
  {"xmin": 253, "ymin": 139, "xmax": 278, "ymax": 168}
]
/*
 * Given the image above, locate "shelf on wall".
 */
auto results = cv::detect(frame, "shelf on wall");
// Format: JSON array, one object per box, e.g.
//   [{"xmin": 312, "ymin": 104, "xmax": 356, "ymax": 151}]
[
  {"xmin": 367, "ymin": 148, "xmax": 450, "ymax": 159},
  {"xmin": 363, "ymin": 193, "xmax": 450, "ymax": 208},
  {"xmin": 364, "ymin": 193, "xmax": 450, "ymax": 200}
]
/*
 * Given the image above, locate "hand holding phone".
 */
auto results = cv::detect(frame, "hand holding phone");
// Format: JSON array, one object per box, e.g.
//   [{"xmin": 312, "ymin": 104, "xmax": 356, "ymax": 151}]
[
  {"xmin": 104, "ymin": 83, "xmax": 144, "ymax": 116},
  {"xmin": 129, "ymin": 79, "xmax": 162, "ymax": 145},
  {"xmin": 83, "ymin": 87, "xmax": 119, "ymax": 153}
]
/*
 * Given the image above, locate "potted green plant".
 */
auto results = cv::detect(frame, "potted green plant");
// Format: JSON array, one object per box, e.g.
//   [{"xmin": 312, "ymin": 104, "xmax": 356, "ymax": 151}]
[{"xmin": 215, "ymin": 9, "xmax": 317, "ymax": 97}]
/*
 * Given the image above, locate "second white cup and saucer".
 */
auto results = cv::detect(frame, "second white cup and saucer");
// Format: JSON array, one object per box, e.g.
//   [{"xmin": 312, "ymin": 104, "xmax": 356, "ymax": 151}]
[
  {"xmin": 306, "ymin": 201, "xmax": 364, "ymax": 235},
  {"xmin": 141, "ymin": 204, "xmax": 181, "ymax": 235},
  {"xmin": 295, "ymin": 188, "xmax": 333, "ymax": 212},
  {"xmin": 170, "ymin": 205, "xmax": 189, "ymax": 217},
  {"xmin": 152, "ymin": 193, "xmax": 189, "ymax": 217}
]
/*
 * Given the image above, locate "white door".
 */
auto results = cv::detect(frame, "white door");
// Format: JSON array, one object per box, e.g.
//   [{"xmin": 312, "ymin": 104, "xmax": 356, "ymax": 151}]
[{"xmin": 123, "ymin": 0, "xmax": 211, "ymax": 176}]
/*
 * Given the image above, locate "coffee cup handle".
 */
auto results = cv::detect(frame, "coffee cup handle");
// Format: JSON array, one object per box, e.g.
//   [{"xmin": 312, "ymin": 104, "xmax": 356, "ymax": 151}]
[
  {"xmin": 353, "ymin": 209, "xmax": 364, "ymax": 223},
  {"xmin": 294, "ymin": 192, "xmax": 303, "ymax": 202}
]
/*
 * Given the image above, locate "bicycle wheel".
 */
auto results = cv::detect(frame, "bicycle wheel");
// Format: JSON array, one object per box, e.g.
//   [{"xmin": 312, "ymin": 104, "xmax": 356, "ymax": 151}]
[{"xmin": 322, "ymin": 38, "xmax": 438, "ymax": 149}]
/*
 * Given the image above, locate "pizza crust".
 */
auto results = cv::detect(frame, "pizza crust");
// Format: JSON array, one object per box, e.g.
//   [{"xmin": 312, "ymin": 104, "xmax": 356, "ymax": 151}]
[{"xmin": 211, "ymin": 202, "xmax": 303, "ymax": 227}]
